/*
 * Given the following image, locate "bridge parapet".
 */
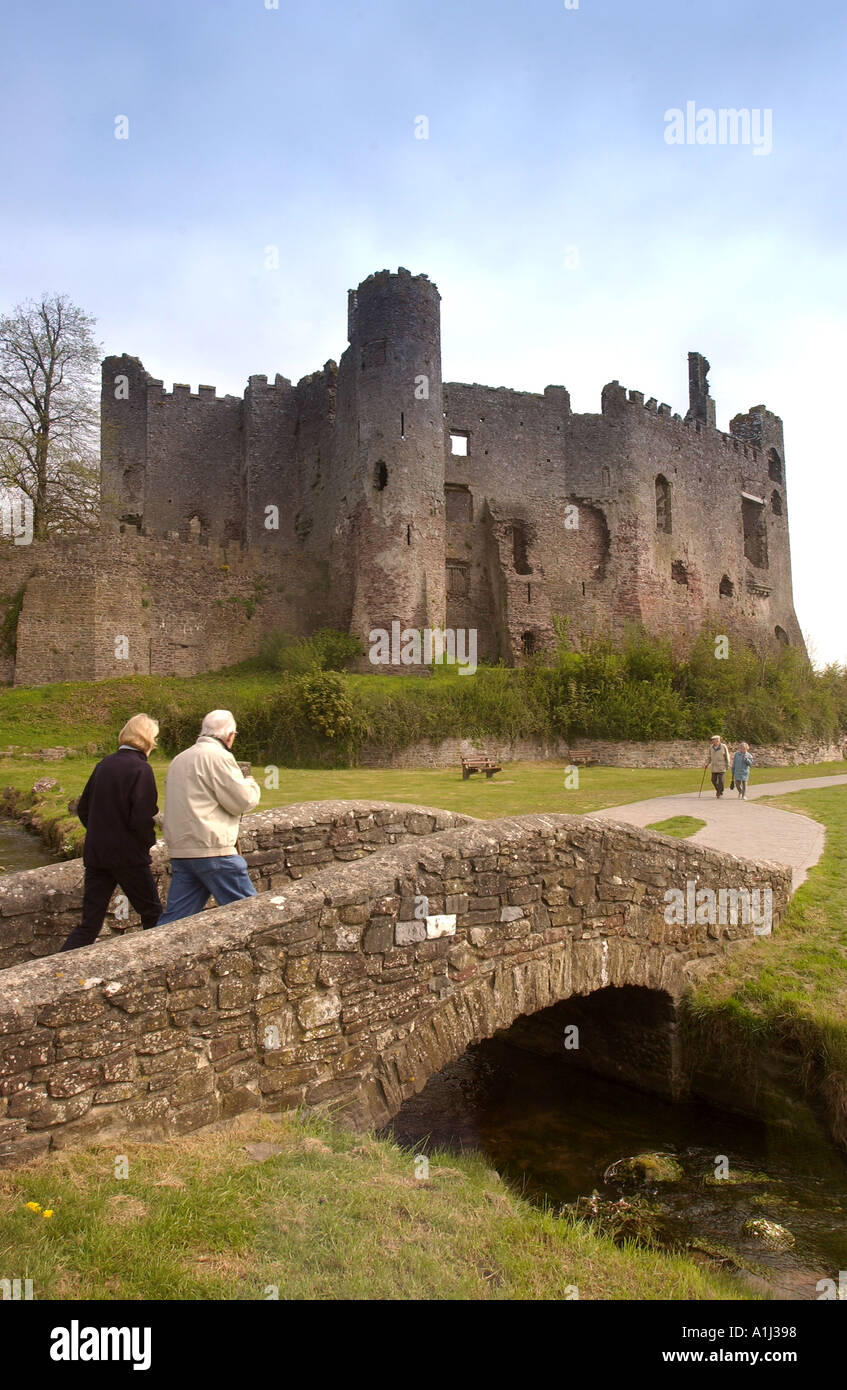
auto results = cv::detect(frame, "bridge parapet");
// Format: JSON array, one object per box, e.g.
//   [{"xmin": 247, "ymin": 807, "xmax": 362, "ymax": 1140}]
[
  {"xmin": 0, "ymin": 800, "xmax": 474, "ymax": 971},
  {"xmin": 0, "ymin": 810, "xmax": 791, "ymax": 1166}
]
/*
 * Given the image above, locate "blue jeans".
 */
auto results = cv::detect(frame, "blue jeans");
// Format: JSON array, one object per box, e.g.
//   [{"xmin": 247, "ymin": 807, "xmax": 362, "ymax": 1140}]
[{"xmin": 154, "ymin": 855, "xmax": 257, "ymax": 926}]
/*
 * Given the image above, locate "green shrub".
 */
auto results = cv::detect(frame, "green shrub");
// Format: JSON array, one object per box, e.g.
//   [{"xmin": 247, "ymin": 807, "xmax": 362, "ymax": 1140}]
[
  {"xmin": 255, "ymin": 627, "xmax": 363, "ymax": 675},
  {"xmin": 296, "ymin": 671, "xmax": 355, "ymax": 742}
]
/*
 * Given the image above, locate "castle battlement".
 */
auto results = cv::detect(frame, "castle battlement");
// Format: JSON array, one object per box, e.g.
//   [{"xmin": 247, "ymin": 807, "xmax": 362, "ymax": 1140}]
[
  {"xmin": 142, "ymin": 377, "xmax": 240, "ymax": 403},
  {"xmin": 36, "ymin": 265, "xmax": 796, "ymax": 691}
]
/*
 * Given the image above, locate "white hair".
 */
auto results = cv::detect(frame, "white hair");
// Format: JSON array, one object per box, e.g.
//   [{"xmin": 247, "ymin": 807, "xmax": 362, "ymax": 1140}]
[{"xmin": 200, "ymin": 709, "xmax": 237, "ymax": 739}]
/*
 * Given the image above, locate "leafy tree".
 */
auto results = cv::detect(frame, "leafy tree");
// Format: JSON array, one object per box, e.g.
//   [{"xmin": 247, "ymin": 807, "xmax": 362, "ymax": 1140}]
[{"xmin": 0, "ymin": 293, "xmax": 100, "ymax": 539}]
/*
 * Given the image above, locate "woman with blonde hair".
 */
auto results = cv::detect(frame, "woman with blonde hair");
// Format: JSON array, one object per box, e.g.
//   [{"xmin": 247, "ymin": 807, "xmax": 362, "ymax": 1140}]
[{"xmin": 60, "ymin": 714, "xmax": 163, "ymax": 951}]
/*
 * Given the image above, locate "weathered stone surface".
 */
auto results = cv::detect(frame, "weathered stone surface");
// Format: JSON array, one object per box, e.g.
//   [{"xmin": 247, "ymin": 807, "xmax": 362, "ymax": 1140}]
[
  {"xmin": 0, "ymin": 803, "xmax": 791, "ymax": 1166},
  {"xmin": 395, "ymin": 921, "xmax": 426, "ymax": 947},
  {"xmin": 297, "ymin": 992, "xmax": 342, "ymax": 1031}
]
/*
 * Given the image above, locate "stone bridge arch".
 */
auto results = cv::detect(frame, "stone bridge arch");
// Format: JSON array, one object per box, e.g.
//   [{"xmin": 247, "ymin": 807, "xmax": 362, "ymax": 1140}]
[{"xmin": 0, "ymin": 810, "xmax": 790, "ymax": 1165}]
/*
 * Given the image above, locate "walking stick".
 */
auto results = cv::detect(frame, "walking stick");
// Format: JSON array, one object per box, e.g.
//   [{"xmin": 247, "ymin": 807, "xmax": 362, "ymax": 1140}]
[{"xmin": 697, "ymin": 766, "xmax": 707, "ymax": 799}]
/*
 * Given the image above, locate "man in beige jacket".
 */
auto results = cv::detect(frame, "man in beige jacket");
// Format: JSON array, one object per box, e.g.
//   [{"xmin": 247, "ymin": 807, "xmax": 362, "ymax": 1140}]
[
  {"xmin": 704, "ymin": 733, "xmax": 731, "ymax": 798},
  {"xmin": 155, "ymin": 710, "xmax": 261, "ymax": 925}
]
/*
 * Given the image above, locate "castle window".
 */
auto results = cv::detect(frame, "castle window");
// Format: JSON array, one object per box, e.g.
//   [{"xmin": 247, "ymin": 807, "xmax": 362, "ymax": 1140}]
[
  {"xmin": 362, "ymin": 339, "xmax": 386, "ymax": 369},
  {"xmin": 526, "ymin": 583, "xmax": 532, "ymax": 603},
  {"xmin": 400, "ymin": 412, "xmax": 405, "ymax": 439},
  {"xmin": 671, "ymin": 560, "xmax": 689, "ymax": 586},
  {"xmin": 446, "ymin": 484, "xmax": 473, "ymax": 525},
  {"xmin": 768, "ymin": 448, "xmax": 783, "ymax": 483},
  {"xmin": 406, "ymin": 524, "xmax": 411, "ymax": 546},
  {"xmin": 521, "ymin": 631, "xmax": 536, "ymax": 656},
  {"xmin": 742, "ymin": 495, "xmax": 768, "ymax": 568},
  {"xmin": 771, "ymin": 490, "xmax": 783, "ymax": 516},
  {"xmin": 655, "ymin": 475, "xmax": 672, "ymax": 533},
  {"xmin": 775, "ymin": 625, "xmax": 789, "ymax": 646},
  {"xmin": 374, "ymin": 461, "xmax": 388, "ymax": 491},
  {"xmin": 512, "ymin": 521, "xmax": 532, "ymax": 574},
  {"xmin": 450, "ymin": 431, "xmax": 469, "ymax": 456},
  {"xmin": 601, "ymin": 466, "xmax": 611, "ymax": 492},
  {"xmin": 447, "ymin": 561, "xmax": 470, "ymax": 597},
  {"xmin": 719, "ymin": 574, "xmax": 734, "ymax": 598}
]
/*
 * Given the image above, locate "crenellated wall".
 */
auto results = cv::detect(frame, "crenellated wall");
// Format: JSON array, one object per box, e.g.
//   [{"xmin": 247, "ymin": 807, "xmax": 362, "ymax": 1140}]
[{"xmin": 1, "ymin": 268, "xmax": 807, "ymax": 685}]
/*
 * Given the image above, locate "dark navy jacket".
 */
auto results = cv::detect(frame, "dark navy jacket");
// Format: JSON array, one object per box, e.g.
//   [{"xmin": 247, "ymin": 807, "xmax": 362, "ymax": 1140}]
[{"xmin": 77, "ymin": 747, "xmax": 159, "ymax": 868}]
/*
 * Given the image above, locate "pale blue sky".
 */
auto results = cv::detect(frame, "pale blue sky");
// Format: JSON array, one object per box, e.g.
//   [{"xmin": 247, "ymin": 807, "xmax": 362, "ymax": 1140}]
[{"xmin": 2, "ymin": 0, "xmax": 845, "ymax": 663}]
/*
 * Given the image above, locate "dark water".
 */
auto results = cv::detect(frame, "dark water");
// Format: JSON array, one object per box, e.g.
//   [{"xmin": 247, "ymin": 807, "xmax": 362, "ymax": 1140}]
[
  {"xmin": 0, "ymin": 818, "xmax": 58, "ymax": 872},
  {"xmin": 386, "ymin": 1038, "xmax": 847, "ymax": 1299}
]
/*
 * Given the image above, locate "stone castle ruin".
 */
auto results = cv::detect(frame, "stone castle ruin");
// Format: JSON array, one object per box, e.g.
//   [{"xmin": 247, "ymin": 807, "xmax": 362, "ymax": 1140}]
[{"xmin": 1, "ymin": 267, "xmax": 804, "ymax": 685}]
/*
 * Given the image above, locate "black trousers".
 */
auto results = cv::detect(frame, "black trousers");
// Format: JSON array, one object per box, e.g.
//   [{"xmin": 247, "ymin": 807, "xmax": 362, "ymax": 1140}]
[
  {"xmin": 60, "ymin": 863, "xmax": 162, "ymax": 952},
  {"xmin": 710, "ymin": 771, "xmax": 725, "ymax": 795}
]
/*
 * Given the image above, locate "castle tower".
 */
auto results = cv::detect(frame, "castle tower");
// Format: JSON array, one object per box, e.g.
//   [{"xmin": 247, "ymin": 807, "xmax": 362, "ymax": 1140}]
[
  {"xmin": 335, "ymin": 269, "xmax": 446, "ymax": 658},
  {"xmin": 100, "ymin": 355, "xmax": 150, "ymax": 530}
]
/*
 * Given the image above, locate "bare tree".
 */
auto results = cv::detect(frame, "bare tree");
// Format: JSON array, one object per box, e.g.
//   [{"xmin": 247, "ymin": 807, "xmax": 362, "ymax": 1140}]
[{"xmin": 0, "ymin": 294, "xmax": 101, "ymax": 540}]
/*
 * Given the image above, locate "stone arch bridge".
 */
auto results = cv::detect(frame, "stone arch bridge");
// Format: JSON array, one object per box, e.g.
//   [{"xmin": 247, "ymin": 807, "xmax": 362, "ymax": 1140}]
[{"xmin": 0, "ymin": 801, "xmax": 790, "ymax": 1166}]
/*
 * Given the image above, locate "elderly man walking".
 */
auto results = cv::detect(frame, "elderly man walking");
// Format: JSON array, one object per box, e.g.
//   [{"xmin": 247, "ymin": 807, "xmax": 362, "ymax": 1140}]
[
  {"xmin": 704, "ymin": 734, "xmax": 731, "ymax": 798},
  {"xmin": 155, "ymin": 710, "xmax": 261, "ymax": 926}
]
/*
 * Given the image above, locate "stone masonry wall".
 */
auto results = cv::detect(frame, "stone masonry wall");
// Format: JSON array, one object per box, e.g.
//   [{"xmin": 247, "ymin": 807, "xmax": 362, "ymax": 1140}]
[
  {"xmin": 356, "ymin": 735, "xmax": 846, "ymax": 770},
  {"xmin": 0, "ymin": 811, "xmax": 790, "ymax": 1166},
  {"xmin": 3, "ymin": 270, "xmax": 809, "ymax": 686},
  {"xmin": 0, "ymin": 802, "xmax": 473, "ymax": 971},
  {"xmin": 10, "ymin": 534, "xmax": 322, "ymax": 685}
]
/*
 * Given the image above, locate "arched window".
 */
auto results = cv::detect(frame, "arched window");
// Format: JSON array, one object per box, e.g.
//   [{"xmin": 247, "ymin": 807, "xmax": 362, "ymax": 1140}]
[
  {"xmin": 374, "ymin": 461, "xmax": 388, "ymax": 491},
  {"xmin": 775, "ymin": 625, "xmax": 789, "ymax": 647},
  {"xmin": 655, "ymin": 475, "xmax": 672, "ymax": 533},
  {"xmin": 768, "ymin": 449, "xmax": 783, "ymax": 483},
  {"xmin": 719, "ymin": 574, "xmax": 734, "ymax": 598}
]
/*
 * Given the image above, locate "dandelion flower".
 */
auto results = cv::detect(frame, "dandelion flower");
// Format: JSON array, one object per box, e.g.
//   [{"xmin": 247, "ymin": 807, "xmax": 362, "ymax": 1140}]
[
  {"xmin": 25, "ymin": 1201, "xmax": 42, "ymax": 1212},
  {"xmin": 43, "ymin": 1209, "xmax": 54, "ymax": 1219}
]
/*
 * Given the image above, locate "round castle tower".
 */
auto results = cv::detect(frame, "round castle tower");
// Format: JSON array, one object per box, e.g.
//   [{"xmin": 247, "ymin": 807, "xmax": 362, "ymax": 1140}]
[{"xmin": 338, "ymin": 268, "xmax": 446, "ymax": 657}]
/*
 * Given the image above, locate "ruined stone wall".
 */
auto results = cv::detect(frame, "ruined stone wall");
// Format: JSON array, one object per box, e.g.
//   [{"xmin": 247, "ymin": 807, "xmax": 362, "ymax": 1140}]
[
  {"xmin": 442, "ymin": 374, "xmax": 804, "ymax": 662},
  {"xmin": 0, "ymin": 812, "xmax": 790, "ymax": 1165},
  {"xmin": 101, "ymin": 356, "xmax": 245, "ymax": 543},
  {"xmin": 356, "ymin": 735, "xmax": 845, "ymax": 770},
  {"xmin": 0, "ymin": 802, "xmax": 473, "ymax": 970},
  {"xmin": 607, "ymin": 388, "xmax": 802, "ymax": 652},
  {"xmin": 0, "ymin": 539, "xmax": 55, "ymax": 683},
  {"xmin": 10, "ymin": 268, "xmax": 803, "ymax": 688},
  {"xmin": 8, "ymin": 534, "xmax": 320, "ymax": 685}
]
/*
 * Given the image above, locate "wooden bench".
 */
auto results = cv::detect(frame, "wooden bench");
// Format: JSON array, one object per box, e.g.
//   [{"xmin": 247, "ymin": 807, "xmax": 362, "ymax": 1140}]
[{"xmin": 461, "ymin": 753, "xmax": 502, "ymax": 780}]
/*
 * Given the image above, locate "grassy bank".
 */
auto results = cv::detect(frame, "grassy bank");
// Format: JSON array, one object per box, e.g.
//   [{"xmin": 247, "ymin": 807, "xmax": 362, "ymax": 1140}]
[
  {"xmin": 687, "ymin": 784, "xmax": 847, "ymax": 1146},
  {"xmin": 1, "ymin": 624, "xmax": 845, "ymax": 767},
  {"xmin": 0, "ymin": 1109, "xmax": 749, "ymax": 1301}
]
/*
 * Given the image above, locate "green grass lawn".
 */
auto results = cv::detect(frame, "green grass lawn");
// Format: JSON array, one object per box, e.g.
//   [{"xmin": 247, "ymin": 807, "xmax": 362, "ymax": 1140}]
[
  {"xmin": 645, "ymin": 815, "xmax": 707, "ymax": 839},
  {"xmin": 688, "ymin": 783, "xmax": 847, "ymax": 1146},
  {"xmin": 0, "ymin": 1110, "xmax": 750, "ymax": 1301},
  {"xmin": 2, "ymin": 754, "xmax": 845, "ymax": 822},
  {"xmin": 3, "ymin": 757, "xmax": 844, "ymax": 860},
  {"xmin": 2, "ymin": 670, "xmax": 845, "ymax": 1301}
]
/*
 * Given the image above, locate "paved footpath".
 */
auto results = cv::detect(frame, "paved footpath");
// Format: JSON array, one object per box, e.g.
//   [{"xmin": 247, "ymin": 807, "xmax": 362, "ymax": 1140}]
[{"xmin": 589, "ymin": 774, "xmax": 847, "ymax": 891}]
